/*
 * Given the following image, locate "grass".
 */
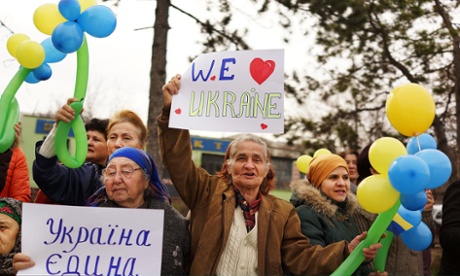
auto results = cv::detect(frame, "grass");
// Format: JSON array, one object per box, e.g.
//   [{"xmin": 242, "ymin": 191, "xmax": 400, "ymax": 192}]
[{"xmin": 271, "ymin": 189, "xmax": 292, "ymax": 201}]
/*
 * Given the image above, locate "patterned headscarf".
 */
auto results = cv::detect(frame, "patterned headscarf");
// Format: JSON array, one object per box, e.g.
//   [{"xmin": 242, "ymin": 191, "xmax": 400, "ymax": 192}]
[
  {"xmin": 0, "ymin": 198, "xmax": 21, "ymax": 224},
  {"xmin": 86, "ymin": 147, "xmax": 171, "ymax": 205},
  {"xmin": 307, "ymin": 154, "xmax": 349, "ymax": 188},
  {"xmin": 0, "ymin": 197, "xmax": 22, "ymax": 276}
]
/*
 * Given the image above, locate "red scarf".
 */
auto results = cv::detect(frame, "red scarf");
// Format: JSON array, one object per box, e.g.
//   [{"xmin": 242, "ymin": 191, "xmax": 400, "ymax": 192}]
[{"xmin": 234, "ymin": 187, "xmax": 262, "ymax": 232}]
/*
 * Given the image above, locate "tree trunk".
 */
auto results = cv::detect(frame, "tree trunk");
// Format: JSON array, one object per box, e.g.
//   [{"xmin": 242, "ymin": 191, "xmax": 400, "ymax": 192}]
[{"xmin": 147, "ymin": 0, "xmax": 170, "ymax": 178}]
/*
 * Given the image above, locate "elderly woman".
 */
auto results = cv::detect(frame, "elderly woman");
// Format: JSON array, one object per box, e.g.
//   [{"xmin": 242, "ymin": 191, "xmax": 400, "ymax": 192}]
[
  {"xmin": 33, "ymin": 97, "xmax": 150, "ymax": 206},
  {"xmin": 158, "ymin": 74, "xmax": 383, "ymax": 275},
  {"xmin": 14, "ymin": 147, "xmax": 190, "ymax": 275},
  {"xmin": 0, "ymin": 197, "xmax": 22, "ymax": 276},
  {"xmin": 290, "ymin": 154, "xmax": 375, "ymax": 275}
]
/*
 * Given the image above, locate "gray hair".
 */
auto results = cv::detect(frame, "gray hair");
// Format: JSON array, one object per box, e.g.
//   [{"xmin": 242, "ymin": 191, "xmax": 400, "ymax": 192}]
[{"xmin": 227, "ymin": 134, "xmax": 270, "ymax": 168}]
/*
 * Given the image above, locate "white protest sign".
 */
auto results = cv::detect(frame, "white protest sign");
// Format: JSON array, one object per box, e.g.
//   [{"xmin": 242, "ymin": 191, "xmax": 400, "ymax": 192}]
[
  {"xmin": 170, "ymin": 49, "xmax": 285, "ymax": 133},
  {"xmin": 19, "ymin": 203, "xmax": 164, "ymax": 276}
]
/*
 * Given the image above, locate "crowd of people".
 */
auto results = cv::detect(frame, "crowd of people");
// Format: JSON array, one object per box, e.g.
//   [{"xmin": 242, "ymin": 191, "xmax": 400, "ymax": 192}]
[{"xmin": 0, "ymin": 74, "xmax": 457, "ymax": 275}]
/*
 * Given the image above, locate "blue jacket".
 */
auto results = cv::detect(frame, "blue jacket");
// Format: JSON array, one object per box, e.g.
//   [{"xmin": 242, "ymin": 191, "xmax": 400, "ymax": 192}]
[{"xmin": 32, "ymin": 141, "xmax": 104, "ymax": 206}]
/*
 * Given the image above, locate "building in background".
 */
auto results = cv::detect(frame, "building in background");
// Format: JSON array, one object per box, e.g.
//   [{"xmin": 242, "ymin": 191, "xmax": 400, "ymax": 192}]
[{"xmin": 20, "ymin": 115, "xmax": 303, "ymax": 201}]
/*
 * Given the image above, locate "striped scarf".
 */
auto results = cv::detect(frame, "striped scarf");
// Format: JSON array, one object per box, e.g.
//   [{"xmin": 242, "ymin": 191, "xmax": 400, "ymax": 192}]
[{"xmin": 234, "ymin": 187, "xmax": 262, "ymax": 232}]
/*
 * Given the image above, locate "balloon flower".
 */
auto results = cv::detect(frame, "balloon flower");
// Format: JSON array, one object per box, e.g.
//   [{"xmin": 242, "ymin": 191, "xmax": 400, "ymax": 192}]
[
  {"xmin": 0, "ymin": 0, "xmax": 116, "ymax": 167},
  {"xmin": 332, "ymin": 83, "xmax": 450, "ymax": 275}
]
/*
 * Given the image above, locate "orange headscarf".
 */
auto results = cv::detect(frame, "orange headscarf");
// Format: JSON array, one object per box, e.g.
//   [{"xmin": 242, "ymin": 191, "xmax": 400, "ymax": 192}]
[{"xmin": 307, "ymin": 154, "xmax": 349, "ymax": 188}]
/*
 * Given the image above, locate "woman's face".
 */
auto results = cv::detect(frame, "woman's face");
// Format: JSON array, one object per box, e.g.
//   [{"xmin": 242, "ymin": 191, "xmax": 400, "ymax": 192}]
[
  {"xmin": 104, "ymin": 157, "xmax": 148, "ymax": 208},
  {"xmin": 0, "ymin": 214, "xmax": 19, "ymax": 255},
  {"xmin": 86, "ymin": 130, "xmax": 109, "ymax": 165},
  {"xmin": 227, "ymin": 141, "xmax": 269, "ymax": 192},
  {"xmin": 319, "ymin": 166, "xmax": 350, "ymax": 202},
  {"xmin": 344, "ymin": 153, "xmax": 359, "ymax": 183},
  {"xmin": 107, "ymin": 122, "xmax": 144, "ymax": 154}
]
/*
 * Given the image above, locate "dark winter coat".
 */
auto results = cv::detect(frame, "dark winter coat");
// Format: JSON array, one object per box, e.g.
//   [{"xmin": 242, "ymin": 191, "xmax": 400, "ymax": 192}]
[
  {"xmin": 439, "ymin": 179, "xmax": 460, "ymax": 275},
  {"xmin": 290, "ymin": 179, "xmax": 373, "ymax": 276},
  {"xmin": 32, "ymin": 140, "xmax": 105, "ymax": 206},
  {"xmin": 92, "ymin": 187, "xmax": 191, "ymax": 275}
]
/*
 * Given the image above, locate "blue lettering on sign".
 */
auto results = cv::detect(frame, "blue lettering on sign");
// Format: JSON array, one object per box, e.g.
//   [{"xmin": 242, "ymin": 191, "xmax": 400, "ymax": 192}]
[
  {"xmin": 191, "ymin": 58, "xmax": 236, "ymax": 82},
  {"xmin": 44, "ymin": 219, "xmax": 152, "ymax": 253}
]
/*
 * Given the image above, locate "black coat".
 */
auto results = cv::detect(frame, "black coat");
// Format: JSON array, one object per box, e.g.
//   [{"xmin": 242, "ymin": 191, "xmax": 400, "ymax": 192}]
[{"xmin": 439, "ymin": 179, "xmax": 460, "ymax": 275}]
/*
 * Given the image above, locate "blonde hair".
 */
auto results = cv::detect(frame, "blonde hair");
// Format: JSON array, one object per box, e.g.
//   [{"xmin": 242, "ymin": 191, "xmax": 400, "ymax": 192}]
[{"xmin": 107, "ymin": 110, "xmax": 147, "ymax": 147}]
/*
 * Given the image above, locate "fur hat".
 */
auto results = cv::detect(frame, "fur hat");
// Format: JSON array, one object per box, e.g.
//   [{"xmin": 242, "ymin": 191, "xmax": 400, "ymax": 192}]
[{"xmin": 307, "ymin": 154, "xmax": 349, "ymax": 188}]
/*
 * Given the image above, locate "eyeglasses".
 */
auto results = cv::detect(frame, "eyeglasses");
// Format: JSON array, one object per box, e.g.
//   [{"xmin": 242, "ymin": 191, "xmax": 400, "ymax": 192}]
[{"xmin": 103, "ymin": 166, "xmax": 143, "ymax": 180}]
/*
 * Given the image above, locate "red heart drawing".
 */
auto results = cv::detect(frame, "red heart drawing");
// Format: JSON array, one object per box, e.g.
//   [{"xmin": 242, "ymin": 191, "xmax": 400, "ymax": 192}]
[
  {"xmin": 250, "ymin": 58, "xmax": 275, "ymax": 85},
  {"xmin": 260, "ymin": 123, "xmax": 268, "ymax": 130},
  {"xmin": 175, "ymin": 108, "xmax": 181, "ymax": 115},
  {"xmin": 210, "ymin": 76, "xmax": 216, "ymax": 81}
]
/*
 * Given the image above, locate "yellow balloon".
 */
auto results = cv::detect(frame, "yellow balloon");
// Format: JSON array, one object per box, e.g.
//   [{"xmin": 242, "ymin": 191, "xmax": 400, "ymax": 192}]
[
  {"xmin": 33, "ymin": 3, "xmax": 66, "ymax": 35},
  {"xmin": 16, "ymin": 41, "xmax": 45, "ymax": 69},
  {"xmin": 296, "ymin": 155, "xmax": 313, "ymax": 173},
  {"xmin": 369, "ymin": 137, "xmax": 407, "ymax": 175},
  {"xmin": 313, "ymin": 148, "xmax": 331, "ymax": 158},
  {"xmin": 7, "ymin": 34, "xmax": 30, "ymax": 58},
  {"xmin": 357, "ymin": 174, "xmax": 400, "ymax": 214},
  {"xmin": 386, "ymin": 83, "xmax": 435, "ymax": 137},
  {"xmin": 79, "ymin": 0, "xmax": 97, "ymax": 12}
]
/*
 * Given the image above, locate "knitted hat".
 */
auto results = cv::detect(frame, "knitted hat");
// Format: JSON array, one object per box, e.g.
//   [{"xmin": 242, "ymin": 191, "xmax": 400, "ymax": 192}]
[
  {"xmin": 307, "ymin": 154, "xmax": 349, "ymax": 188},
  {"xmin": 0, "ymin": 197, "xmax": 22, "ymax": 225},
  {"xmin": 108, "ymin": 147, "xmax": 171, "ymax": 204}
]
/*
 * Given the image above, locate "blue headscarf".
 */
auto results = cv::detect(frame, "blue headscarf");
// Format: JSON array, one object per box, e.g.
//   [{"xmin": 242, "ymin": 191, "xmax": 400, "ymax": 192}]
[{"xmin": 86, "ymin": 147, "xmax": 171, "ymax": 206}]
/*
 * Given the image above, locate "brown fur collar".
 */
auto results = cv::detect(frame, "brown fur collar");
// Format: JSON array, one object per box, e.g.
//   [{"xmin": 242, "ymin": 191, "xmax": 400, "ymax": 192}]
[{"xmin": 290, "ymin": 179, "xmax": 369, "ymax": 220}]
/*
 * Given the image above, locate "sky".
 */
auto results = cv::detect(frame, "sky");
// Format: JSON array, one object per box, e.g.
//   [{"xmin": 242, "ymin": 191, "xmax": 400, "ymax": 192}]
[{"xmin": 0, "ymin": 0, "xmax": 317, "ymax": 139}]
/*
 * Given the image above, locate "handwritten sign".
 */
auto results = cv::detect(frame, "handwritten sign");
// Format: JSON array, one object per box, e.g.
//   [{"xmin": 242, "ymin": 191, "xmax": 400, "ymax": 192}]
[
  {"xmin": 19, "ymin": 203, "xmax": 164, "ymax": 276},
  {"xmin": 170, "ymin": 49, "xmax": 285, "ymax": 133}
]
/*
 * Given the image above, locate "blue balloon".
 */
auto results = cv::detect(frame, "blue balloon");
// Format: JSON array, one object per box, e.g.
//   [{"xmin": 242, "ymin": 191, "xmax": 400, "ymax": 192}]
[
  {"xmin": 25, "ymin": 70, "xmax": 40, "ymax": 84},
  {"xmin": 397, "ymin": 205, "xmax": 422, "ymax": 228},
  {"xmin": 78, "ymin": 6, "xmax": 117, "ymax": 38},
  {"xmin": 33, "ymin": 63, "xmax": 52, "ymax": 81},
  {"xmin": 52, "ymin": 21, "xmax": 84, "ymax": 53},
  {"xmin": 415, "ymin": 149, "xmax": 452, "ymax": 189},
  {"xmin": 388, "ymin": 155, "xmax": 430, "ymax": 194},
  {"xmin": 400, "ymin": 190, "xmax": 428, "ymax": 211},
  {"xmin": 42, "ymin": 38, "xmax": 67, "ymax": 63},
  {"xmin": 406, "ymin": 133, "xmax": 437, "ymax": 154},
  {"xmin": 401, "ymin": 222, "xmax": 432, "ymax": 251},
  {"xmin": 58, "ymin": 0, "xmax": 81, "ymax": 21}
]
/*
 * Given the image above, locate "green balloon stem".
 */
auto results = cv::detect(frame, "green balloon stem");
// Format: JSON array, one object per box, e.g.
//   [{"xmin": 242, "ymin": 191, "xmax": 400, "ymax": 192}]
[
  {"xmin": 374, "ymin": 230, "xmax": 394, "ymax": 272},
  {"xmin": 55, "ymin": 101, "xmax": 88, "ymax": 168},
  {"xmin": 331, "ymin": 200, "xmax": 401, "ymax": 276},
  {"xmin": 0, "ymin": 98, "xmax": 20, "ymax": 153},
  {"xmin": 55, "ymin": 35, "xmax": 89, "ymax": 168},
  {"xmin": 0, "ymin": 67, "xmax": 30, "ymax": 152},
  {"xmin": 74, "ymin": 36, "xmax": 89, "ymax": 100}
]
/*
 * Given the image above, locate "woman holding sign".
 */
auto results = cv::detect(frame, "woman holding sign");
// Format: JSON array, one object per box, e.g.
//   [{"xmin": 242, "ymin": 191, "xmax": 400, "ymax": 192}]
[
  {"xmin": 158, "ymin": 74, "xmax": 383, "ymax": 275},
  {"xmin": 14, "ymin": 147, "xmax": 190, "ymax": 275},
  {"xmin": 0, "ymin": 197, "xmax": 22, "ymax": 276}
]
